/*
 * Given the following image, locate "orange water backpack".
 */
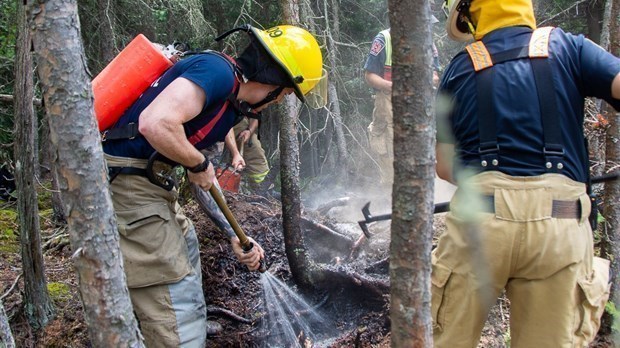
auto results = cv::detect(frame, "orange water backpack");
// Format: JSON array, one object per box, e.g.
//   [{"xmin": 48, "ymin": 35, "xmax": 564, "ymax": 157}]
[{"xmin": 92, "ymin": 34, "xmax": 174, "ymax": 131}]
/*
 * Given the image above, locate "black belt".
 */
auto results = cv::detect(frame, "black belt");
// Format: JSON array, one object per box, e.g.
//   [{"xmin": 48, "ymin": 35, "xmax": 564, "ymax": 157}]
[
  {"xmin": 108, "ymin": 166, "xmax": 147, "ymax": 183},
  {"xmin": 483, "ymin": 196, "xmax": 581, "ymax": 219}
]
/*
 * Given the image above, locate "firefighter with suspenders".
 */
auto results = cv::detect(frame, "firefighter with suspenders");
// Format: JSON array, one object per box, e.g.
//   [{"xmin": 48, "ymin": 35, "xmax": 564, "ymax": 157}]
[
  {"xmin": 433, "ymin": 0, "xmax": 620, "ymax": 346},
  {"xmin": 101, "ymin": 25, "xmax": 326, "ymax": 347}
]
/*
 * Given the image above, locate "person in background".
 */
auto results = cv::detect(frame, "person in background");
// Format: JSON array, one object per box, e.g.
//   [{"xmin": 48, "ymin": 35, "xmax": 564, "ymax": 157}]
[
  {"xmin": 102, "ymin": 24, "xmax": 326, "ymax": 347},
  {"xmin": 232, "ymin": 116, "xmax": 271, "ymax": 194},
  {"xmin": 433, "ymin": 0, "xmax": 619, "ymax": 346},
  {"xmin": 364, "ymin": 15, "xmax": 441, "ymax": 184}
]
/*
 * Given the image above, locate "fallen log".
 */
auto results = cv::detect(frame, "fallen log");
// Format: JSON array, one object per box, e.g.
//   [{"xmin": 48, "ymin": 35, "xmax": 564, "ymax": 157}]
[
  {"xmin": 309, "ymin": 264, "xmax": 389, "ymax": 299},
  {"xmin": 315, "ymin": 197, "xmax": 350, "ymax": 215}
]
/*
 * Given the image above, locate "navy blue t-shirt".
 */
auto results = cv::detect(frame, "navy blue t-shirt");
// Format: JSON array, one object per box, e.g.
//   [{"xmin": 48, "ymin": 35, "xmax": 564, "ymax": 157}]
[
  {"xmin": 363, "ymin": 30, "xmax": 441, "ymax": 78},
  {"xmin": 364, "ymin": 32, "xmax": 389, "ymax": 77},
  {"xmin": 103, "ymin": 53, "xmax": 237, "ymax": 159},
  {"xmin": 437, "ymin": 27, "xmax": 620, "ymax": 183}
]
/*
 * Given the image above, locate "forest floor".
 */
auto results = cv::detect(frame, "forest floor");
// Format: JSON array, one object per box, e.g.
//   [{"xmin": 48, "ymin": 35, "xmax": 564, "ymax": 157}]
[{"xmin": 0, "ymin": 184, "xmax": 616, "ymax": 347}]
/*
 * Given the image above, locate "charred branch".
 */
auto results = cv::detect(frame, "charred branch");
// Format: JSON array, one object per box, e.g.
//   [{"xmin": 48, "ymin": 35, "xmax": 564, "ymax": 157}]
[{"xmin": 207, "ymin": 305, "xmax": 252, "ymax": 324}]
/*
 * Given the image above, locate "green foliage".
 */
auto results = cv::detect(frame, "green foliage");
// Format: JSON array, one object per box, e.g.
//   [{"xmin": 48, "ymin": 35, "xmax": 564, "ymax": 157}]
[
  {"xmin": 0, "ymin": 0, "xmax": 16, "ymax": 161},
  {"xmin": 0, "ymin": 0, "xmax": 16, "ymax": 86},
  {"xmin": 153, "ymin": 8, "xmax": 169, "ymax": 22},
  {"xmin": 0, "ymin": 208, "xmax": 18, "ymax": 253},
  {"xmin": 606, "ymin": 301, "xmax": 620, "ymax": 333}
]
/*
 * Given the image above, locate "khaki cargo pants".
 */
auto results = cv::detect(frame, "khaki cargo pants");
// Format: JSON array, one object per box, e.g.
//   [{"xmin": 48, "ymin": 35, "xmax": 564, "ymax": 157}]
[
  {"xmin": 367, "ymin": 91, "xmax": 393, "ymax": 183},
  {"xmin": 432, "ymin": 172, "xmax": 610, "ymax": 348},
  {"xmin": 106, "ymin": 154, "xmax": 207, "ymax": 347},
  {"xmin": 233, "ymin": 118, "xmax": 269, "ymax": 184}
]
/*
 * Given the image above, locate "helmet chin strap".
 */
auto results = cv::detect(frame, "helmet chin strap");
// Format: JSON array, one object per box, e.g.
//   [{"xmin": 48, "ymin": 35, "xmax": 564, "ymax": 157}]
[
  {"xmin": 228, "ymin": 86, "xmax": 285, "ymax": 121},
  {"xmin": 248, "ymin": 86, "xmax": 285, "ymax": 110}
]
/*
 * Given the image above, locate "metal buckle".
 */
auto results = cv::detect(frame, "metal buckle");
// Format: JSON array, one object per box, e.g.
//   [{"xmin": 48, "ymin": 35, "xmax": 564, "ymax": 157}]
[
  {"xmin": 479, "ymin": 142, "xmax": 499, "ymax": 155},
  {"xmin": 128, "ymin": 122, "xmax": 137, "ymax": 140},
  {"xmin": 543, "ymin": 146, "xmax": 564, "ymax": 157}
]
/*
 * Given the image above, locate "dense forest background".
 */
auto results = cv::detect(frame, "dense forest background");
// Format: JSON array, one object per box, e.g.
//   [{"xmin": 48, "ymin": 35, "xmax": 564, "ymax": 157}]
[{"xmin": 0, "ymin": 0, "xmax": 609, "ymax": 190}]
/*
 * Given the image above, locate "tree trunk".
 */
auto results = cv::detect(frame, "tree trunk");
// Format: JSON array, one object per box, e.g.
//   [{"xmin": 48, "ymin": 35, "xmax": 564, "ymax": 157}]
[
  {"xmin": 586, "ymin": 0, "xmax": 604, "ymax": 44},
  {"xmin": 388, "ymin": 0, "xmax": 435, "ymax": 346},
  {"xmin": 279, "ymin": 98, "xmax": 313, "ymax": 288},
  {"xmin": 601, "ymin": 109, "xmax": 620, "ymax": 340},
  {"xmin": 276, "ymin": 0, "xmax": 314, "ymax": 287},
  {"xmin": 600, "ymin": 0, "xmax": 620, "ymax": 338},
  {"xmin": 280, "ymin": 0, "xmax": 300, "ymax": 24},
  {"xmin": 0, "ymin": 300, "xmax": 15, "ymax": 348},
  {"xmin": 14, "ymin": 0, "xmax": 55, "ymax": 331},
  {"xmin": 26, "ymin": 0, "xmax": 144, "ymax": 346}
]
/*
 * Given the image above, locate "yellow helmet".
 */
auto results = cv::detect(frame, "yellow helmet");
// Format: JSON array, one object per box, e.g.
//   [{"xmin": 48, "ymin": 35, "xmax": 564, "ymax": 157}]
[
  {"xmin": 443, "ymin": 0, "xmax": 536, "ymax": 42},
  {"xmin": 249, "ymin": 25, "xmax": 327, "ymax": 108}
]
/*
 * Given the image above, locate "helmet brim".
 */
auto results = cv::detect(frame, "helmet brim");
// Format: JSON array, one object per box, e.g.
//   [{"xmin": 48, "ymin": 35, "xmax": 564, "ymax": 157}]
[
  {"xmin": 446, "ymin": 0, "xmax": 475, "ymax": 42},
  {"xmin": 248, "ymin": 26, "xmax": 306, "ymax": 102}
]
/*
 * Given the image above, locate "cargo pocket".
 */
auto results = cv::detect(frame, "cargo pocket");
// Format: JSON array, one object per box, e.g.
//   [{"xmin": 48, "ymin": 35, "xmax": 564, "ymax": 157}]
[
  {"xmin": 431, "ymin": 262, "xmax": 453, "ymax": 331},
  {"xmin": 575, "ymin": 257, "xmax": 610, "ymax": 344},
  {"xmin": 117, "ymin": 202, "xmax": 192, "ymax": 288}
]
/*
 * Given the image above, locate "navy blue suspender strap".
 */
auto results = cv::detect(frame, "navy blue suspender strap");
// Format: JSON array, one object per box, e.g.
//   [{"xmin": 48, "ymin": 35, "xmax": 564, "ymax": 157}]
[{"xmin": 464, "ymin": 27, "xmax": 564, "ymax": 172}]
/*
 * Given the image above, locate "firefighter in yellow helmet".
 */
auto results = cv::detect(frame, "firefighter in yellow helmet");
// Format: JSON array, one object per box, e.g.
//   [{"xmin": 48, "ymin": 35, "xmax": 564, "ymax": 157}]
[
  {"xmin": 102, "ymin": 24, "xmax": 325, "ymax": 347},
  {"xmin": 433, "ymin": 0, "xmax": 620, "ymax": 347}
]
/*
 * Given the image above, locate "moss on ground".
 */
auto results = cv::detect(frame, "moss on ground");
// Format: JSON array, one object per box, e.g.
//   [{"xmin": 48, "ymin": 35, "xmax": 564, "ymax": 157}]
[
  {"xmin": 0, "ymin": 209, "xmax": 18, "ymax": 253},
  {"xmin": 47, "ymin": 282, "xmax": 72, "ymax": 303}
]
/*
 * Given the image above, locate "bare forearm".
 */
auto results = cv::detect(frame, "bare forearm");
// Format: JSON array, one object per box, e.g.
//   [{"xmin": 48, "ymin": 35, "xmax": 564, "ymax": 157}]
[
  {"xmin": 140, "ymin": 117, "xmax": 205, "ymax": 167},
  {"xmin": 247, "ymin": 118, "xmax": 259, "ymax": 135},
  {"xmin": 436, "ymin": 143, "xmax": 456, "ymax": 185},
  {"xmin": 365, "ymin": 71, "xmax": 392, "ymax": 92},
  {"xmin": 613, "ymin": 72, "xmax": 620, "ymax": 99},
  {"xmin": 225, "ymin": 129, "xmax": 240, "ymax": 157}
]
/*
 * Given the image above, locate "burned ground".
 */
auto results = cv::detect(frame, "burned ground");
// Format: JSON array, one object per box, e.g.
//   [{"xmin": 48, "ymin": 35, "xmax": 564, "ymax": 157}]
[{"xmin": 1, "ymin": 189, "xmax": 615, "ymax": 347}]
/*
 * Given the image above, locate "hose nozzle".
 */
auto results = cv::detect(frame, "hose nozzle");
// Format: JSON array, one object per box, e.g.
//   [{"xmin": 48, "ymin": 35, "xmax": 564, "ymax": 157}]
[{"xmin": 242, "ymin": 241, "xmax": 267, "ymax": 273}]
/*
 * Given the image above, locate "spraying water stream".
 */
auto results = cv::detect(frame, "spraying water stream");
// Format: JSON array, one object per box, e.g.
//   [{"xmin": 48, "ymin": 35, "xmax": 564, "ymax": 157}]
[{"xmin": 259, "ymin": 272, "xmax": 338, "ymax": 347}]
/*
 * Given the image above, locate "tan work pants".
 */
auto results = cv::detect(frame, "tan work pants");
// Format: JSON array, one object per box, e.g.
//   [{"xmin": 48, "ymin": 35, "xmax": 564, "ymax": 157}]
[
  {"xmin": 431, "ymin": 172, "xmax": 610, "ymax": 348},
  {"xmin": 106, "ymin": 154, "xmax": 207, "ymax": 347},
  {"xmin": 367, "ymin": 91, "xmax": 393, "ymax": 184},
  {"xmin": 233, "ymin": 118, "xmax": 269, "ymax": 184}
]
